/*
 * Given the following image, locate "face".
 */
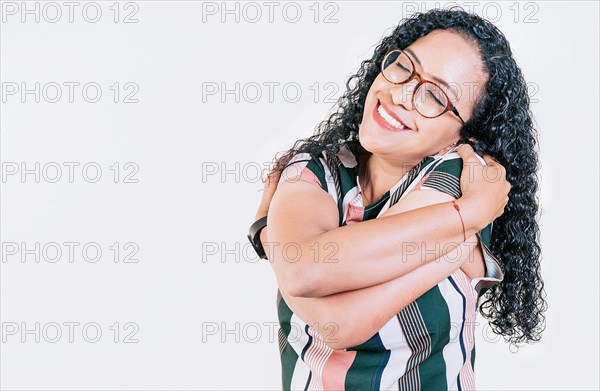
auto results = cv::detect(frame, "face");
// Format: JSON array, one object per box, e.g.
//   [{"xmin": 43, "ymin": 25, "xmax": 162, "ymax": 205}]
[{"xmin": 358, "ymin": 29, "xmax": 488, "ymax": 163}]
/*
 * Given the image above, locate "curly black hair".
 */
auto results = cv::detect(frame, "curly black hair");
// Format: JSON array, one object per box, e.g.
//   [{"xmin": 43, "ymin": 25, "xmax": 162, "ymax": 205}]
[{"xmin": 266, "ymin": 7, "xmax": 546, "ymax": 347}]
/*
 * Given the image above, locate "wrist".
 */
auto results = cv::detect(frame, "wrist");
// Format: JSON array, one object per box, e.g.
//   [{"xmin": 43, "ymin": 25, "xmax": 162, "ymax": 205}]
[
  {"xmin": 454, "ymin": 197, "xmax": 485, "ymax": 236},
  {"xmin": 259, "ymin": 226, "xmax": 268, "ymax": 248}
]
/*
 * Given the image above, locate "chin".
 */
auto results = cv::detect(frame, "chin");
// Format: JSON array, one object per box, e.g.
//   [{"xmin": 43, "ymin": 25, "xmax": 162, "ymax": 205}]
[
  {"xmin": 359, "ymin": 133, "xmax": 398, "ymax": 157},
  {"xmin": 357, "ymin": 126, "xmax": 378, "ymax": 151}
]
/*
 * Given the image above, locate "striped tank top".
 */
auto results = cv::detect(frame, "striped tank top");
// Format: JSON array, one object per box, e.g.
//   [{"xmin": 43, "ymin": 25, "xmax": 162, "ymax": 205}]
[{"xmin": 275, "ymin": 144, "xmax": 504, "ymax": 390}]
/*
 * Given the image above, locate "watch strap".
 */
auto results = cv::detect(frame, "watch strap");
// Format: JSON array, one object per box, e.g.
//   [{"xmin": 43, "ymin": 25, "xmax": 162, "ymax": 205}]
[{"xmin": 247, "ymin": 215, "xmax": 268, "ymax": 259}]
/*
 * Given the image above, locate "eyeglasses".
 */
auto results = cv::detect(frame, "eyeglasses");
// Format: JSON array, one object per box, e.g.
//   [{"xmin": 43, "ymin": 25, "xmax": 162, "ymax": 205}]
[{"xmin": 381, "ymin": 45, "xmax": 466, "ymax": 124}]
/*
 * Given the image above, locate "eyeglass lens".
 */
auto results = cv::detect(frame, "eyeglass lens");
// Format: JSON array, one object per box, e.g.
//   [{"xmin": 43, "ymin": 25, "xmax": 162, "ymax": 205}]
[{"xmin": 382, "ymin": 50, "xmax": 450, "ymax": 118}]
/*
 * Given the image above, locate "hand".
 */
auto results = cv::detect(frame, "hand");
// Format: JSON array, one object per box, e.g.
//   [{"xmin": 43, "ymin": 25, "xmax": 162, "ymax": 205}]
[
  {"xmin": 254, "ymin": 169, "xmax": 281, "ymax": 221},
  {"xmin": 456, "ymin": 143, "xmax": 511, "ymax": 230}
]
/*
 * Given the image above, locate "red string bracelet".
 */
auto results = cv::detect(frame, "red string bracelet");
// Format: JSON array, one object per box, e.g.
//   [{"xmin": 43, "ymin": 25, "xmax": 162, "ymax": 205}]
[{"xmin": 451, "ymin": 200, "xmax": 467, "ymax": 242}]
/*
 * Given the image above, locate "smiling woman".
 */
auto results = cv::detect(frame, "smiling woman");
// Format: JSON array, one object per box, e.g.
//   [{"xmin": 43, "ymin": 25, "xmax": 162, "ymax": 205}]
[{"xmin": 247, "ymin": 7, "xmax": 545, "ymax": 391}]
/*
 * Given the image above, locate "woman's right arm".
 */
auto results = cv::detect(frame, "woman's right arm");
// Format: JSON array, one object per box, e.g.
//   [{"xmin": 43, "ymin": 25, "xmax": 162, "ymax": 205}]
[
  {"xmin": 279, "ymin": 231, "xmax": 479, "ymax": 350},
  {"xmin": 267, "ymin": 144, "xmax": 510, "ymax": 298},
  {"xmin": 276, "ymin": 186, "xmax": 482, "ymax": 350}
]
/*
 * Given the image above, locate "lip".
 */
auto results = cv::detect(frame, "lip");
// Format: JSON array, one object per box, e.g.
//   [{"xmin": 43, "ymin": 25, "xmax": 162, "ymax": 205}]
[{"xmin": 373, "ymin": 100, "xmax": 413, "ymax": 132}]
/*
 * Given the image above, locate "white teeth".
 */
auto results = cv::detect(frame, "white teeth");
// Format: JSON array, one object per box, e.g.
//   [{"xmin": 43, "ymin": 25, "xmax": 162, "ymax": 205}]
[{"xmin": 377, "ymin": 104, "xmax": 408, "ymax": 129}]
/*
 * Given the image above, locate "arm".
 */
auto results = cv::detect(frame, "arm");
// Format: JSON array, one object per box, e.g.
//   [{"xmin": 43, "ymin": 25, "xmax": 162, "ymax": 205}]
[
  {"xmin": 271, "ymin": 188, "xmax": 481, "ymax": 350},
  {"xmin": 264, "ymin": 144, "xmax": 509, "ymax": 298},
  {"xmin": 267, "ymin": 179, "xmax": 483, "ymax": 298},
  {"xmin": 279, "ymin": 233, "xmax": 479, "ymax": 350}
]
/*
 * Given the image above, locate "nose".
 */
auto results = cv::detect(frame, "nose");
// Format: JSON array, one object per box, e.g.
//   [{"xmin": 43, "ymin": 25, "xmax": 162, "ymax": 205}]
[{"xmin": 390, "ymin": 79, "xmax": 419, "ymax": 111}]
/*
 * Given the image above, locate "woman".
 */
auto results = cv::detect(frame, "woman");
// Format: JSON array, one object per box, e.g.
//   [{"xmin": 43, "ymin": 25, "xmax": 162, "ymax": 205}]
[{"xmin": 248, "ymin": 8, "xmax": 546, "ymax": 390}]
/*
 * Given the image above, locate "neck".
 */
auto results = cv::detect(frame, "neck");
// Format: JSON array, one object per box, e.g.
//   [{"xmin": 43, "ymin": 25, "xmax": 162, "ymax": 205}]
[{"xmin": 359, "ymin": 153, "xmax": 420, "ymax": 205}]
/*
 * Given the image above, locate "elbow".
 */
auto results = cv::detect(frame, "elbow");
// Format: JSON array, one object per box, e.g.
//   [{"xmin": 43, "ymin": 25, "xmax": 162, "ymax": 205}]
[
  {"xmin": 275, "ymin": 249, "xmax": 333, "ymax": 298},
  {"xmin": 286, "ymin": 271, "xmax": 336, "ymax": 298},
  {"xmin": 324, "ymin": 336, "xmax": 352, "ymax": 351},
  {"xmin": 322, "ymin": 327, "xmax": 370, "ymax": 351},
  {"xmin": 287, "ymin": 271, "xmax": 334, "ymax": 298},
  {"xmin": 325, "ymin": 319, "xmax": 383, "ymax": 350},
  {"xmin": 301, "ymin": 320, "xmax": 355, "ymax": 351},
  {"xmin": 280, "ymin": 264, "xmax": 319, "ymax": 298},
  {"xmin": 301, "ymin": 313, "xmax": 377, "ymax": 350}
]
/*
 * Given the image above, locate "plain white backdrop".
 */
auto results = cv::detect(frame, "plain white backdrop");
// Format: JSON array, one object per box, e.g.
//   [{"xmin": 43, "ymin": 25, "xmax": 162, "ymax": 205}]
[{"xmin": 1, "ymin": 1, "xmax": 598, "ymax": 390}]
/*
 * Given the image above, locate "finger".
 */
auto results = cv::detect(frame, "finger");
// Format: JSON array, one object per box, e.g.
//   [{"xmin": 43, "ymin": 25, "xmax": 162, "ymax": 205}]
[
  {"xmin": 264, "ymin": 180, "xmax": 278, "ymax": 194},
  {"xmin": 457, "ymin": 143, "xmax": 479, "ymax": 162},
  {"xmin": 458, "ymin": 144, "xmax": 488, "ymax": 167},
  {"xmin": 482, "ymin": 154, "xmax": 497, "ymax": 166},
  {"xmin": 265, "ymin": 171, "xmax": 280, "ymax": 187},
  {"xmin": 481, "ymin": 152, "xmax": 496, "ymax": 161}
]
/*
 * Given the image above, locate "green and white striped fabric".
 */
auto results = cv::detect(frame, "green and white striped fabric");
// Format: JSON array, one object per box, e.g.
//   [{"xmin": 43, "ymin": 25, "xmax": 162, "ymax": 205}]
[{"xmin": 275, "ymin": 144, "xmax": 504, "ymax": 390}]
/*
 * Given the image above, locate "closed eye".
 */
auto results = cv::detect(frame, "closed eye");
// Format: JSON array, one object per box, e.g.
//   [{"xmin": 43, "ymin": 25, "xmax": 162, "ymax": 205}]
[
  {"xmin": 427, "ymin": 90, "xmax": 444, "ymax": 107},
  {"xmin": 395, "ymin": 62, "xmax": 410, "ymax": 72}
]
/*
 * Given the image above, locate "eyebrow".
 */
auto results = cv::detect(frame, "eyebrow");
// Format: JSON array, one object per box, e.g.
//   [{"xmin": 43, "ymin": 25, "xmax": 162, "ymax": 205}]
[{"xmin": 404, "ymin": 47, "xmax": 458, "ymax": 99}]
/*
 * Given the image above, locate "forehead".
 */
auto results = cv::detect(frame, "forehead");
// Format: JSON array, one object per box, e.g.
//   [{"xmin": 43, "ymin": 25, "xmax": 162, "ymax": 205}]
[{"xmin": 406, "ymin": 29, "xmax": 487, "ymax": 101}]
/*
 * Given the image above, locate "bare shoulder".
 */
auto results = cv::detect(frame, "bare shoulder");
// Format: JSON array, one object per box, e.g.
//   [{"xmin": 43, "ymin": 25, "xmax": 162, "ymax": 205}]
[{"xmin": 268, "ymin": 177, "xmax": 339, "ymax": 251}]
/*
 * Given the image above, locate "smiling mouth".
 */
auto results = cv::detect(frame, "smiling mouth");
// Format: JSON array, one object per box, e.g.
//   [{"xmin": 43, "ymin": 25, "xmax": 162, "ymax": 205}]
[{"xmin": 373, "ymin": 101, "xmax": 412, "ymax": 131}]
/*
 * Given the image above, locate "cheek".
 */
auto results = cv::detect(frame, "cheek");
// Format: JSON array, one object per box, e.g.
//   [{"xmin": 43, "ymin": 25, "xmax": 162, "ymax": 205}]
[
  {"xmin": 364, "ymin": 78, "xmax": 386, "ymax": 108},
  {"xmin": 369, "ymin": 75, "xmax": 388, "ymax": 94},
  {"xmin": 417, "ymin": 117, "xmax": 459, "ymax": 143}
]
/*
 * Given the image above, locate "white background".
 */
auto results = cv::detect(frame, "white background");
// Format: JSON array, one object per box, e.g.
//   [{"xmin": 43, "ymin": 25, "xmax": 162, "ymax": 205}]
[{"xmin": 1, "ymin": 1, "xmax": 598, "ymax": 390}]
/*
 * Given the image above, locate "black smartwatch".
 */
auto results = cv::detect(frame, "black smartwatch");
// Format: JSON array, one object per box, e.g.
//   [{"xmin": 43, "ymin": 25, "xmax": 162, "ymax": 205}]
[{"xmin": 247, "ymin": 216, "xmax": 268, "ymax": 260}]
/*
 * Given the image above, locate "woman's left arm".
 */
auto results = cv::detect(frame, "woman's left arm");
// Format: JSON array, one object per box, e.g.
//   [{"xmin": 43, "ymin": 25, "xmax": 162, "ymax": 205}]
[
  {"xmin": 273, "ymin": 187, "xmax": 481, "ymax": 350},
  {"xmin": 279, "ymin": 233, "xmax": 478, "ymax": 350}
]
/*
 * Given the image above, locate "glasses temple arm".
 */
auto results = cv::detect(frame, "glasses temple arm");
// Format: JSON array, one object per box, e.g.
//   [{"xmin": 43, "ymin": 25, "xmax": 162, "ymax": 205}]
[{"xmin": 452, "ymin": 107, "xmax": 466, "ymax": 125}]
